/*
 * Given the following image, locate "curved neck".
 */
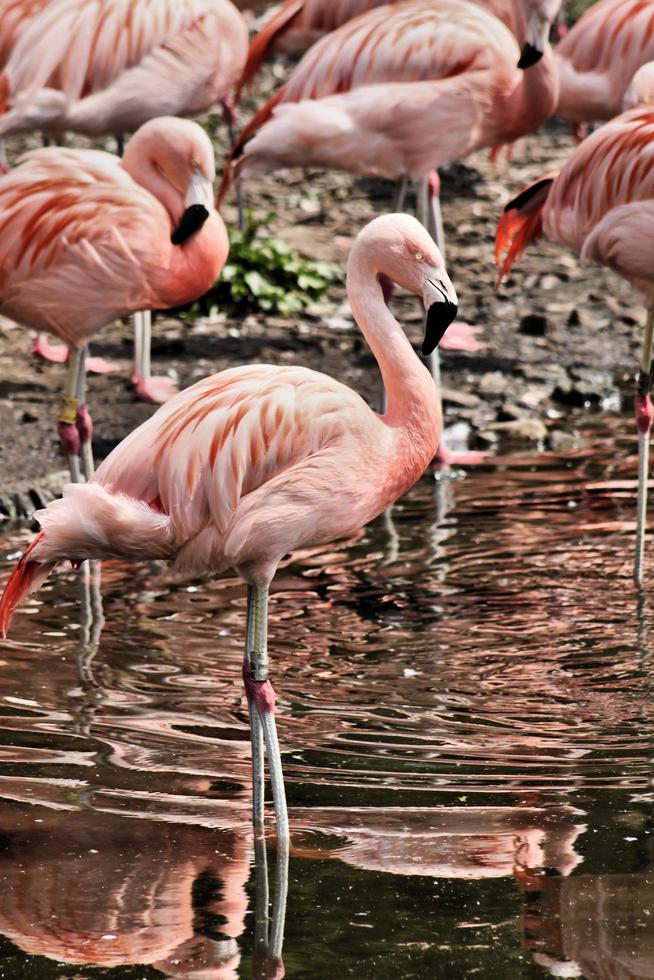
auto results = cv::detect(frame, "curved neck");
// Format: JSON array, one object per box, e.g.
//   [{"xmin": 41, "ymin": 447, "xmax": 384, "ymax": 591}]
[
  {"xmin": 346, "ymin": 250, "xmax": 440, "ymax": 444},
  {"xmin": 121, "ymin": 151, "xmax": 183, "ymax": 226},
  {"xmin": 503, "ymin": 48, "xmax": 559, "ymax": 140}
]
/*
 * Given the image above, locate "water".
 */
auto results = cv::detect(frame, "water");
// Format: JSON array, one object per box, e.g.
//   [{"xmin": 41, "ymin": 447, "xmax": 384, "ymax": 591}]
[{"xmin": 0, "ymin": 412, "xmax": 653, "ymax": 979}]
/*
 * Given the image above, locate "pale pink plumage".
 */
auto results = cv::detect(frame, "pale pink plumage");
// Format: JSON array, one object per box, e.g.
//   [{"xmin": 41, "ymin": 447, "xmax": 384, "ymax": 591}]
[
  {"xmin": 556, "ymin": 0, "xmax": 654, "ymax": 125},
  {"xmin": 496, "ymin": 108, "xmax": 654, "ymax": 306},
  {"xmin": 226, "ymin": 0, "xmax": 560, "ymax": 187},
  {"xmin": 0, "ymin": 0, "xmax": 248, "ymax": 139},
  {"xmin": 0, "ymin": 0, "xmax": 49, "ymax": 70},
  {"xmin": 0, "ymin": 213, "xmax": 457, "ymax": 631},
  {"xmin": 0, "ymin": 115, "xmax": 228, "ymax": 348},
  {"xmin": 240, "ymin": 0, "xmax": 518, "ymax": 93}
]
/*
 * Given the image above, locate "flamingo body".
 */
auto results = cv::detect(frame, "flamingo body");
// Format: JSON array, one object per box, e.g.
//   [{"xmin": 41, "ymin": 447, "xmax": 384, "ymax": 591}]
[
  {"xmin": 240, "ymin": 0, "xmax": 518, "ymax": 92},
  {"xmin": 0, "ymin": 0, "xmax": 248, "ymax": 140},
  {"xmin": 556, "ymin": 0, "xmax": 654, "ymax": 125},
  {"xmin": 0, "ymin": 116, "xmax": 227, "ymax": 348},
  {"xmin": 229, "ymin": 0, "xmax": 559, "ymax": 186},
  {"xmin": 0, "ymin": 0, "xmax": 49, "ymax": 69}
]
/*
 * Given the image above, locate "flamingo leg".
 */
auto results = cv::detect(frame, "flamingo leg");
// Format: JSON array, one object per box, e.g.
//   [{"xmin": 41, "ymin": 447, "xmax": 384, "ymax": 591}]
[
  {"xmin": 132, "ymin": 309, "xmax": 179, "ymax": 403},
  {"xmin": 246, "ymin": 586, "xmax": 266, "ymax": 830},
  {"xmin": 393, "ymin": 176, "xmax": 409, "ymax": 212},
  {"xmin": 115, "ymin": 133, "xmax": 124, "ymax": 156},
  {"xmin": 634, "ymin": 309, "xmax": 654, "ymax": 585},
  {"xmin": 243, "ymin": 584, "xmax": 289, "ymax": 843},
  {"xmin": 58, "ymin": 347, "xmax": 85, "ymax": 483},
  {"xmin": 418, "ymin": 173, "xmax": 486, "ymax": 468},
  {"xmin": 74, "ymin": 344, "xmax": 94, "ymax": 482},
  {"xmin": 0, "ymin": 138, "xmax": 8, "ymax": 174}
]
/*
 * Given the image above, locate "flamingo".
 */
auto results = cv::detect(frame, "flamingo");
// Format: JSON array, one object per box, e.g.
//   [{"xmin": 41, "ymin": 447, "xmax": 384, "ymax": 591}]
[
  {"xmin": 0, "ymin": 0, "xmax": 247, "ymax": 401},
  {"xmin": 495, "ymin": 107, "xmax": 654, "ymax": 584},
  {"xmin": 0, "ymin": 0, "xmax": 49, "ymax": 168},
  {"xmin": 238, "ymin": 0, "xmax": 518, "ymax": 94},
  {"xmin": 556, "ymin": 0, "xmax": 654, "ymax": 134},
  {"xmin": 0, "ymin": 212, "xmax": 458, "ymax": 841},
  {"xmin": 0, "ymin": 115, "xmax": 228, "ymax": 482}
]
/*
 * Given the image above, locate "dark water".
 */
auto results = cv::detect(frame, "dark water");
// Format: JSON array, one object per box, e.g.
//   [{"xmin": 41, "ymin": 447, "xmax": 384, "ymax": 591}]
[{"xmin": 0, "ymin": 412, "xmax": 653, "ymax": 979}]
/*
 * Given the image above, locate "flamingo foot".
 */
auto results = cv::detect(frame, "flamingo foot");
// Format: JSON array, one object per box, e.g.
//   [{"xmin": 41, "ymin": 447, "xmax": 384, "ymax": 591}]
[
  {"xmin": 85, "ymin": 356, "xmax": 120, "ymax": 375},
  {"xmin": 439, "ymin": 320, "xmax": 486, "ymax": 353},
  {"xmin": 33, "ymin": 335, "xmax": 69, "ymax": 363},
  {"xmin": 133, "ymin": 374, "xmax": 179, "ymax": 404},
  {"xmin": 33, "ymin": 336, "xmax": 119, "ymax": 373},
  {"xmin": 434, "ymin": 443, "xmax": 487, "ymax": 467}
]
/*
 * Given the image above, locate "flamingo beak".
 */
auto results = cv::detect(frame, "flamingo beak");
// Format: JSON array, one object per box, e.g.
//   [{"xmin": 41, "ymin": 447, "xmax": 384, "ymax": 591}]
[
  {"xmin": 171, "ymin": 172, "xmax": 213, "ymax": 245},
  {"xmin": 421, "ymin": 268, "xmax": 458, "ymax": 355},
  {"xmin": 518, "ymin": 13, "xmax": 548, "ymax": 69}
]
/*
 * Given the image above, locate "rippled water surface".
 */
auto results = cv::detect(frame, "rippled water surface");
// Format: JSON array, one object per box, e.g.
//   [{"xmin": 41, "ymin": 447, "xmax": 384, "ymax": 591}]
[{"xmin": 1, "ymin": 412, "xmax": 654, "ymax": 979}]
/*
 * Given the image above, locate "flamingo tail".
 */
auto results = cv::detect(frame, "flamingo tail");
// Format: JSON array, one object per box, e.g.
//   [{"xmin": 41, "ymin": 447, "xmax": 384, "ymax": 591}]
[
  {"xmin": 0, "ymin": 533, "xmax": 57, "ymax": 638},
  {"xmin": 494, "ymin": 175, "xmax": 557, "ymax": 288},
  {"xmin": 0, "ymin": 484, "xmax": 176, "ymax": 637},
  {"xmin": 236, "ymin": 0, "xmax": 305, "ymax": 102}
]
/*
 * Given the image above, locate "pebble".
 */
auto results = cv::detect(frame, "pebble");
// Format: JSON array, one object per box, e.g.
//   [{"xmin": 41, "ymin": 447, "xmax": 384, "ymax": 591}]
[{"xmin": 479, "ymin": 418, "xmax": 548, "ymax": 443}]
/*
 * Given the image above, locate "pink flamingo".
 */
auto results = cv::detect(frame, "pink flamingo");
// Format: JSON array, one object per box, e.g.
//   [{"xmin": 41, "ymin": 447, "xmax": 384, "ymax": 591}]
[
  {"xmin": 0, "ymin": 212, "xmax": 458, "ymax": 840},
  {"xmin": 0, "ymin": 0, "xmax": 247, "ymax": 400},
  {"xmin": 556, "ymin": 0, "xmax": 654, "ymax": 135},
  {"xmin": 0, "ymin": 115, "xmax": 228, "ymax": 481},
  {"xmin": 223, "ymin": 0, "xmax": 559, "ymax": 463},
  {"xmin": 238, "ymin": 0, "xmax": 518, "ymax": 94},
  {"xmin": 495, "ymin": 107, "xmax": 654, "ymax": 584},
  {"xmin": 0, "ymin": 0, "xmax": 49, "ymax": 168}
]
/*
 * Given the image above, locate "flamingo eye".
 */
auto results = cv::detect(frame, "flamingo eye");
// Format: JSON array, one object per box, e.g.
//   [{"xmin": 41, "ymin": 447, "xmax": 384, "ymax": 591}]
[{"xmin": 415, "ymin": 251, "xmax": 423, "ymax": 261}]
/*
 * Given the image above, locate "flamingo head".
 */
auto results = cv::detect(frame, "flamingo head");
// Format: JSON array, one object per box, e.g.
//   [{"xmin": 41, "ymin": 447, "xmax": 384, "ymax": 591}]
[
  {"xmin": 353, "ymin": 213, "xmax": 458, "ymax": 355},
  {"xmin": 518, "ymin": 0, "xmax": 561, "ymax": 69},
  {"xmin": 123, "ymin": 117, "xmax": 216, "ymax": 244}
]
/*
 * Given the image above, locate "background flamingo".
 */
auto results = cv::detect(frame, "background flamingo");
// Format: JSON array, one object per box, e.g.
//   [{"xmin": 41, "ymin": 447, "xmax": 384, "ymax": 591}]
[
  {"xmin": 556, "ymin": 0, "xmax": 654, "ymax": 135},
  {"xmin": 238, "ymin": 0, "xmax": 518, "ymax": 94},
  {"xmin": 0, "ymin": 115, "xmax": 228, "ymax": 481},
  {"xmin": 0, "ymin": 213, "xmax": 458, "ymax": 841},
  {"xmin": 0, "ymin": 0, "xmax": 247, "ymax": 401},
  {"xmin": 495, "ymin": 107, "xmax": 654, "ymax": 584}
]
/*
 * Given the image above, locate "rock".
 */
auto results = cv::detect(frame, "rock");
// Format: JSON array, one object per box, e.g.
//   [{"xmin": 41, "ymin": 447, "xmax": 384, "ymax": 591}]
[
  {"xmin": 548, "ymin": 429, "xmax": 579, "ymax": 452},
  {"xmin": 567, "ymin": 307, "xmax": 607, "ymax": 330},
  {"xmin": 441, "ymin": 387, "xmax": 482, "ymax": 408},
  {"xmin": 479, "ymin": 371, "xmax": 508, "ymax": 396},
  {"xmin": 518, "ymin": 385, "xmax": 552, "ymax": 408},
  {"xmin": 520, "ymin": 313, "xmax": 548, "ymax": 336},
  {"xmin": 479, "ymin": 418, "xmax": 547, "ymax": 443}
]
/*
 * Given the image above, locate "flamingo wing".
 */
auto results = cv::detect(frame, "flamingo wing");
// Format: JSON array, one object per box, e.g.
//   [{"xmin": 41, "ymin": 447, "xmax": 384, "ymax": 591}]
[
  {"xmin": 544, "ymin": 109, "xmax": 654, "ymax": 250},
  {"xmin": 93, "ymin": 364, "xmax": 374, "ymax": 543},
  {"xmin": 0, "ymin": 148, "xmax": 165, "ymax": 337},
  {"xmin": 5, "ymin": 0, "xmax": 244, "ymax": 106},
  {"xmin": 280, "ymin": 0, "xmax": 516, "ymax": 103},
  {"xmin": 0, "ymin": 0, "xmax": 49, "ymax": 69}
]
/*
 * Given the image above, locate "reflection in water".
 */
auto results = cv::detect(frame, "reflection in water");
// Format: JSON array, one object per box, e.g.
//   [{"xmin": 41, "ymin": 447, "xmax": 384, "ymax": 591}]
[{"xmin": 0, "ymin": 413, "xmax": 653, "ymax": 975}]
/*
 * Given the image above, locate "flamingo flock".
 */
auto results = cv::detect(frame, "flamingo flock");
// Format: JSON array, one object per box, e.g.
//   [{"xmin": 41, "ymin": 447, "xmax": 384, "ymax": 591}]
[{"xmin": 0, "ymin": 0, "xmax": 652, "ymax": 855}]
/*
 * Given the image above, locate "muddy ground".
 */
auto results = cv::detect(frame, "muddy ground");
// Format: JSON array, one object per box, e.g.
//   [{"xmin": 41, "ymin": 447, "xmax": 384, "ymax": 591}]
[{"xmin": 0, "ymin": 69, "xmax": 643, "ymax": 519}]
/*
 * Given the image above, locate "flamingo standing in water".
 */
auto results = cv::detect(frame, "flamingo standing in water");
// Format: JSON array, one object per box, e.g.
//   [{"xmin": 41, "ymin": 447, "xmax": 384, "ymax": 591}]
[
  {"xmin": 495, "ymin": 107, "xmax": 654, "ymax": 584},
  {"xmin": 0, "ymin": 0, "xmax": 248, "ymax": 402},
  {"xmin": 556, "ymin": 0, "xmax": 654, "ymax": 136},
  {"xmin": 0, "ymin": 213, "xmax": 459, "ymax": 841},
  {"xmin": 0, "ymin": 116, "xmax": 228, "ymax": 481}
]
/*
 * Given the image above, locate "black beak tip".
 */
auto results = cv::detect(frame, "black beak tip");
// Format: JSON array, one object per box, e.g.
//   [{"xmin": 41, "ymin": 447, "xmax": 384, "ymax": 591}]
[
  {"xmin": 171, "ymin": 203, "xmax": 210, "ymax": 245},
  {"xmin": 518, "ymin": 43, "xmax": 543, "ymax": 70},
  {"xmin": 422, "ymin": 301, "xmax": 458, "ymax": 356}
]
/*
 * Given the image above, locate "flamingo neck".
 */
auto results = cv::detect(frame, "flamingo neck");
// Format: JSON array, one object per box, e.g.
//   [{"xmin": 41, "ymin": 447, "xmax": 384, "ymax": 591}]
[
  {"xmin": 121, "ymin": 153, "xmax": 184, "ymax": 226},
  {"xmin": 347, "ymin": 252, "xmax": 440, "ymax": 447},
  {"xmin": 504, "ymin": 48, "xmax": 559, "ymax": 140}
]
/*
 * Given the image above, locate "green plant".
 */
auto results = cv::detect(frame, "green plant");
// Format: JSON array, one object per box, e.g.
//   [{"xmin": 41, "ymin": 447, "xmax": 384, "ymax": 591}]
[{"xmin": 196, "ymin": 211, "xmax": 342, "ymax": 317}]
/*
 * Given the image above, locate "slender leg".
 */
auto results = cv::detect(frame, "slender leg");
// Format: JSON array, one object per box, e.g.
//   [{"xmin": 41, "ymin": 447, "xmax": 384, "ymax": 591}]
[
  {"xmin": 0, "ymin": 138, "xmax": 8, "ymax": 174},
  {"xmin": 634, "ymin": 309, "xmax": 654, "ymax": 585},
  {"xmin": 132, "ymin": 309, "xmax": 179, "ymax": 403},
  {"xmin": 417, "ymin": 173, "xmax": 485, "ymax": 468},
  {"xmin": 393, "ymin": 175, "xmax": 409, "ymax": 212},
  {"xmin": 246, "ymin": 587, "xmax": 266, "ymax": 830},
  {"xmin": 243, "ymin": 584, "xmax": 289, "ymax": 842},
  {"xmin": 58, "ymin": 347, "xmax": 84, "ymax": 482},
  {"xmin": 116, "ymin": 133, "xmax": 124, "ymax": 156},
  {"xmin": 74, "ymin": 345, "xmax": 95, "ymax": 482}
]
